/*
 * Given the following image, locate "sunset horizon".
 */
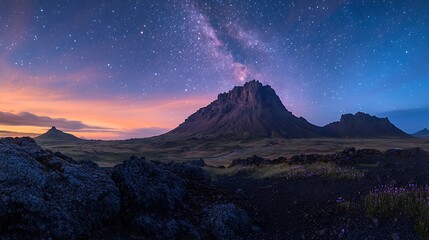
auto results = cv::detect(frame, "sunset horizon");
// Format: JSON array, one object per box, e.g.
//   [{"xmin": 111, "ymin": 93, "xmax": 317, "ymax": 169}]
[
  {"xmin": 1, "ymin": 85, "xmax": 427, "ymax": 140},
  {"xmin": 1, "ymin": 1, "xmax": 428, "ymax": 139}
]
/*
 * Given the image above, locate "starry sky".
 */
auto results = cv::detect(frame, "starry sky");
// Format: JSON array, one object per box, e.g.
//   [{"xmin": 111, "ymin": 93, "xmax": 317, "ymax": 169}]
[{"xmin": 0, "ymin": 0, "xmax": 428, "ymax": 139}]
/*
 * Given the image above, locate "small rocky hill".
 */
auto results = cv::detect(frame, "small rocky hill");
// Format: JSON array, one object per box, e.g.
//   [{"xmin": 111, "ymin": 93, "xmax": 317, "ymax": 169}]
[
  {"xmin": 412, "ymin": 128, "xmax": 429, "ymax": 138},
  {"xmin": 322, "ymin": 112, "xmax": 409, "ymax": 138},
  {"xmin": 35, "ymin": 126, "xmax": 81, "ymax": 141}
]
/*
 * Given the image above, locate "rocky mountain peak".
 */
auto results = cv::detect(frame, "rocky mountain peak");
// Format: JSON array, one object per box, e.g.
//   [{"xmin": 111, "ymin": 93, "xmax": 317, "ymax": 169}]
[
  {"xmin": 215, "ymin": 80, "xmax": 281, "ymax": 109},
  {"xmin": 35, "ymin": 126, "xmax": 81, "ymax": 142},
  {"xmin": 48, "ymin": 126, "xmax": 58, "ymax": 131},
  {"xmin": 165, "ymin": 80, "xmax": 321, "ymax": 139},
  {"xmin": 418, "ymin": 128, "xmax": 429, "ymax": 134},
  {"xmin": 340, "ymin": 112, "xmax": 389, "ymax": 124},
  {"xmin": 412, "ymin": 128, "xmax": 429, "ymax": 138}
]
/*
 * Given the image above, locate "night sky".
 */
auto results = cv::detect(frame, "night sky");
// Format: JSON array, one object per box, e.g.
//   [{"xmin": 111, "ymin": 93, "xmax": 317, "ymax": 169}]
[{"xmin": 0, "ymin": 0, "xmax": 428, "ymax": 139}]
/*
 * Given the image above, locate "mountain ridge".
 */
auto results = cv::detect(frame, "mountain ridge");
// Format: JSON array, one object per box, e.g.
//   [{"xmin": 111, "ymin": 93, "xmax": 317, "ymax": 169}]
[{"xmin": 162, "ymin": 80, "xmax": 409, "ymax": 140}]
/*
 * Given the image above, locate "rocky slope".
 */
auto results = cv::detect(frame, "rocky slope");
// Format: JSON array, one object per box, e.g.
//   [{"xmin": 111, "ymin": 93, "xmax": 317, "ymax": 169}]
[
  {"xmin": 35, "ymin": 126, "xmax": 81, "ymax": 141},
  {"xmin": 322, "ymin": 112, "xmax": 409, "ymax": 138},
  {"xmin": 0, "ymin": 137, "xmax": 256, "ymax": 239},
  {"xmin": 412, "ymin": 128, "xmax": 429, "ymax": 138},
  {"xmin": 165, "ymin": 80, "xmax": 322, "ymax": 139}
]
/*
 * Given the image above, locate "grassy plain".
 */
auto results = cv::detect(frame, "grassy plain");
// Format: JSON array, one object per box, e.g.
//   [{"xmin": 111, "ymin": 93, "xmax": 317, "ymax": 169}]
[{"xmin": 35, "ymin": 137, "xmax": 429, "ymax": 167}]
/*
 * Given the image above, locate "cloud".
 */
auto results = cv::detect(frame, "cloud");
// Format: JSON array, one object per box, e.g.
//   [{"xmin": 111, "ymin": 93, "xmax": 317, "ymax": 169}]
[
  {"xmin": 114, "ymin": 127, "xmax": 170, "ymax": 139},
  {"xmin": 78, "ymin": 127, "xmax": 170, "ymax": 139},
  {"xmin": 0, "ymin": 130, "xmax": 38, "ymax": 137},
  {"xmin": 132, "ymin": 127, "xmax": 170, "ymax": 137},
  {"xmin": 0, "ymin": 111, "xmax": 107, "ymax": 131},
  {"xmin": 381, "ymin": 107, "xmax": 429, "ymax": 116}
]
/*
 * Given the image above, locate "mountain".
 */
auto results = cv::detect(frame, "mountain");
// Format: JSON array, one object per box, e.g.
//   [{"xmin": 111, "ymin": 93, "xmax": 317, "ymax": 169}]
[
  {"xmin": 412, "ymin": 128, "xmax": 429, "ymax": 138},
  {"xmin": 165, "ymin": 80, "xmax": 323, "ymax": 139},
  {"xmin": 35, "ymin": 126, "xmax": 81, "ymax": 141},
  {"xmin": 322, "ymin": 112, "xmax": 409, "ymax": 138},
  {"xmin": 159, "ymin": 81, "xmax": 410, "ymax": 140}
]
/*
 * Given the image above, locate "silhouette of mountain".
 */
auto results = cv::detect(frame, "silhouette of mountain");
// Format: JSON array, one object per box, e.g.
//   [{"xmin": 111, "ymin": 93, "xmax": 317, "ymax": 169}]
[
  {"xmin": 322, "ymin": 112, "xmax": 409, "ymax": 138},
  {"xmin": 35, "ymin": 126, "xmax": 81, "ymax": 141},
  {"xmin": 412, "ymin": 128, "xmax": 429, "ymax": 138},
  {"xmin": 165, "ymin": 80, "xmax": 323, "ymax": 139}
]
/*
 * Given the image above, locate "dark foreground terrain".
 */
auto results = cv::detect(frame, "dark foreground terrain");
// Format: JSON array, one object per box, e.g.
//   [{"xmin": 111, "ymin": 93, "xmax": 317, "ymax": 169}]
[
  {"xmin": 2, "ymin": 137, "xmax": 429, "ymax": 239},
  {"xmin": 0, "ymin": 137, "xmax": 257, "ymax": 239},
  {"xmin": 212, "ymin": 148, "xmax": 429, "ymax": 239}
]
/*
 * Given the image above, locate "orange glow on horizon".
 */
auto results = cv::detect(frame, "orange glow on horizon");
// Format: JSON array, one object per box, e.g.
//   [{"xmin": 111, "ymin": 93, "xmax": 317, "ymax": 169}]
[
  {"xmin": 0, "ymin": 60, "xmax": 213, "ymax": 139},
  {"xmin": 0, "ymin": 90, "xmax": 212, "ymax": 139}
]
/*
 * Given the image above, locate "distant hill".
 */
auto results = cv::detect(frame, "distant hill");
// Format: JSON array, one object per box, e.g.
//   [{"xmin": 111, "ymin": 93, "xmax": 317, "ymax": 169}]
[
  {"xmin": 322, "ymin": 112, "xmax": 409, "ymax": 138},
  {"xmin": 35, "ymin": 126, "xmax": 81, "ymax": 141},
  {"xmin": 164, "ymin": 80, "xmax": 323, "ymax": 139},
  {"xmin": 412, "ymin": 128, "xmax": 429, "ymax": 138}
]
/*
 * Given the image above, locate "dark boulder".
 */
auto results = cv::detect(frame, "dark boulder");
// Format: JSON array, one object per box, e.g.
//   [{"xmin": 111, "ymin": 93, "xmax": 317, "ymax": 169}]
[
  {"xmin": 270, "ymin": 157, "xmax": 288, "ymax": 164},
  {"xmin": 185, "ymin": 158, "xmax": 207, "ymax": 167},
  {"xmin": 325, "ymin": 148, "xmax": 382, "ymax": 165},
  {"xmin": 112, "ymin": 156, "xmax": 255, "ymax": 239},
  {"xmin": 357, "ymin": 149, "xmax": 383, "ymax": 156},
  {"xmin": 289, "ymin": 154, "xmax": 324, "ymax": 164},
  {"xmin": 229, "ymin": 155, "xmax": 271, "ymax": 168},
  {"xmin": 384, "ymin": 148, "xmax": 428, "ymax": 158},
  {"xmin": 0, "ymin": 137, "xmax": 120, "ymax": 239},
  {"xmin": 132, "ymin": 215, "xmax": 201, "ymax": 239},
  {"xmin": 112, "ymin": 156, "xmax": 186, "ymax": 218},
  {"xmin": 202, "ymin": 203, "xmax": 253, "ymax": 240}
]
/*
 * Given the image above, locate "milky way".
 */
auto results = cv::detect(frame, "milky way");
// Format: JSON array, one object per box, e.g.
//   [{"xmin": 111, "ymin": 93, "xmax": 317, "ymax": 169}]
[{"xmin": 0, "ymin": 0, "xmax": 428, "ymax": 138}]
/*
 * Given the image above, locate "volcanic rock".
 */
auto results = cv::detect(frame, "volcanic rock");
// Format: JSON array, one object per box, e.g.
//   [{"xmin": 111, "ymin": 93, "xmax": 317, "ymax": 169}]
[
  {"xmin": 0, "ymin": 138, "xmax": 256, "ymax": 239},
  {"xmin": 0, "ymin": 137, "xmax": 120, "ymax": 239},
  {"xmin": 112, "ymin": 157, "xmax": 256, "ymax": 239}
]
